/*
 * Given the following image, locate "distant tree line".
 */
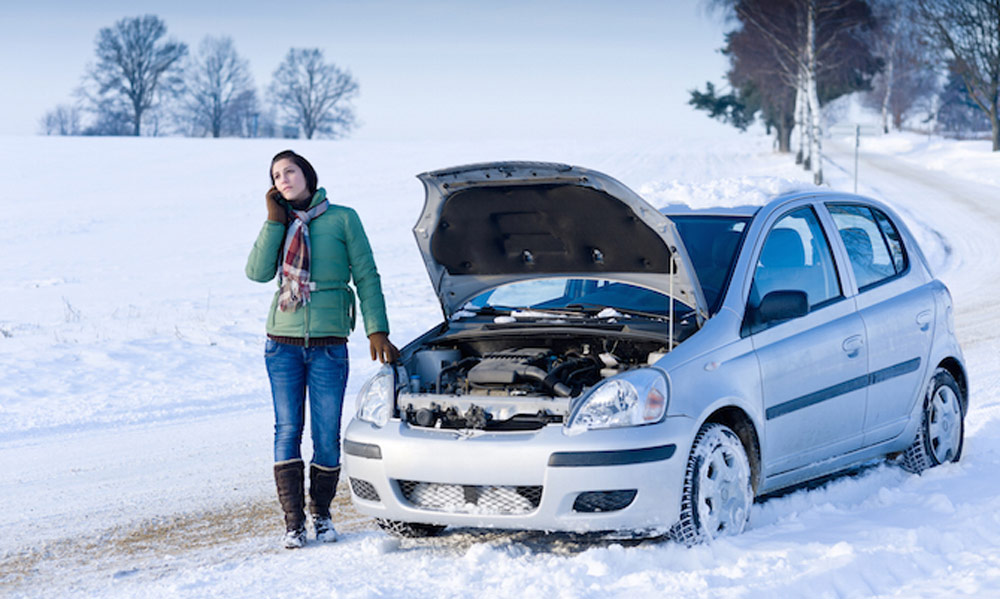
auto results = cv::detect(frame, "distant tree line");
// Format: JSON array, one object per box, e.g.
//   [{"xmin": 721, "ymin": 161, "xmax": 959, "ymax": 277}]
[
  {"xmin": 691, "ymin": 0, "xmax": 1000, "ymax": 182},
  {"xmin": 40, "ymin": 15, "xmax": 358, "ymax": 140}
]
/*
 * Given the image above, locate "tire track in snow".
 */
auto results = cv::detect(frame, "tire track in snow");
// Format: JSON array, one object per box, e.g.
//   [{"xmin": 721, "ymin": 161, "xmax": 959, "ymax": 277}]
[{"xmin": 0, "ymin": 485, "xmax": 375, "ymax": 596}]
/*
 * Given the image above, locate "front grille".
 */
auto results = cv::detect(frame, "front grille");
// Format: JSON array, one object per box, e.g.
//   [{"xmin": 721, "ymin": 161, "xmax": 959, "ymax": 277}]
[
  {"xmin": 396, "ymin": 480, "xmax": 542, "ymax": 515},
  {"xmin": 572, "ymin": 490, "xmax": 637, "ymax": 513},
  {"xmin": 350, "ymin": 477, "xmax": 381, "ymax": 502}
]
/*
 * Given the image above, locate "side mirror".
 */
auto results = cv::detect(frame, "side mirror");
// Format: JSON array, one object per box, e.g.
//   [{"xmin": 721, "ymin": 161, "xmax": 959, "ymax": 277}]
[{"xmin": 758, "ymin": 290, "xmax": 808, "ymax": 323}]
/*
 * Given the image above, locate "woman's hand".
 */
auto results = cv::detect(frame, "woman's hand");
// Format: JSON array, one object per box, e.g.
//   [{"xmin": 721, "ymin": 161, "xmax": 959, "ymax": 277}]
[
  {"xmin": 266, "ymin": 186, "xmax": 287, "ymax": 224},
  {"xmin": 368, "ymin": 332, "xmax": 400, "ymax": 364}
]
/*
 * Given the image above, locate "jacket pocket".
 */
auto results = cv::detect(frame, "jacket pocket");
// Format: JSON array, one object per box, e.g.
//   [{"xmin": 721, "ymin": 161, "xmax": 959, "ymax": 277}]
[
  {"xmin": 268, "ymin": 292, "xmax": 308, "ymax": 337},
  {"xmin": 309, "ymin": 287, "xmax": 353, "ymax": 335},
  {"xmin": 322, "ymin": 344, "xmax": 349, "ymax": 363}
]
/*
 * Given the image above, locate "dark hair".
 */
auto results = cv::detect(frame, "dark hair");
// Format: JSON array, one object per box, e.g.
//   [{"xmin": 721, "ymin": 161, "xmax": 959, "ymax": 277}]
[{"xmin": 270, "ymin": 150, "xmax": 318, "ymax": 195}]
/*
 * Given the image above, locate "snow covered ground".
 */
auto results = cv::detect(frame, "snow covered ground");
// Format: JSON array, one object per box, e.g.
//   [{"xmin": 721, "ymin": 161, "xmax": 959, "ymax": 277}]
[{"xmin": 1, "ymin": 127, "xmax": 999, "ymax": 598}]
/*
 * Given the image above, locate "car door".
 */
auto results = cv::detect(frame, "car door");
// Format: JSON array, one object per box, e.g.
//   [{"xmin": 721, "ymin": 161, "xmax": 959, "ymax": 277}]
[
  {"xmin": 826, "ymin": 203, "xmax": 935, "ymax": 445},
  {"xmin": 749, "ymin": 205, "xmax": 868, "ymax": 476}
]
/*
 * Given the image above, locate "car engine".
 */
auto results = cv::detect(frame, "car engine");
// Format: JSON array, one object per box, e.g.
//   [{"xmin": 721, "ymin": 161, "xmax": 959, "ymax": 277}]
[{"xmin": 397, "ymin": 335, "xmax": 668, "ymax": 431}]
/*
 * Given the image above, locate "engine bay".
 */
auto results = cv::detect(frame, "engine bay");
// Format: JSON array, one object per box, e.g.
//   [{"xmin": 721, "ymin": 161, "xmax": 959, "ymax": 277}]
[{"xmin": 397, "ymin": 332, "xmax": 670, "ymax": 431}]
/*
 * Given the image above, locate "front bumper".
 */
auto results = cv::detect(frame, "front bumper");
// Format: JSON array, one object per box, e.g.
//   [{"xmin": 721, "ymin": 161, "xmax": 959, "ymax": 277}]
[{"xmin": 343, "ymin": 415, "xmax": 695, "ymax": 533}]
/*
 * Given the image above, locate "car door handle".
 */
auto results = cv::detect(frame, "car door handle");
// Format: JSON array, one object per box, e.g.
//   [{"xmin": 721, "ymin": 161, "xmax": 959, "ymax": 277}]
[
  {"xmin": 842, "ymin": 335, "xmax": 864, "ymax": 358},
  {"xmin": 916, "ymin": 310, "xmax": 933, "ymax": 332}
]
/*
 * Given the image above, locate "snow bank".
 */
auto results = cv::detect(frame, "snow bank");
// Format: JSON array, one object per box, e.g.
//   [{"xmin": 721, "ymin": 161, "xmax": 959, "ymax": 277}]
[
  {"xmin": 641, "ymin": 175, "xmax": 819, "ymax": 211},
  {"xmin": 855, "ymin": 130, "xmax": 1000, "ymax": 189}
]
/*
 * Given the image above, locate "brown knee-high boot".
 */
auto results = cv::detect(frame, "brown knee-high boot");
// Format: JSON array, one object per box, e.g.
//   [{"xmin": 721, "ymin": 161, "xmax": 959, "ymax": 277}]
[
  {"xmin": 274, "ymin": 459, "xmax": 306, "ymax": 549},
  {"xmin": 308, "ymin": 463, "xmax": 340, "ymax": 542}
]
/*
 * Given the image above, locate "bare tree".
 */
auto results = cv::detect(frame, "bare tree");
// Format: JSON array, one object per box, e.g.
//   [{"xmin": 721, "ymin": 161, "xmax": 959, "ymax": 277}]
[
  {"xmin": 733, "ymin": 0, "xmax": 876, "ymax": 183},
  {"xmin": 39, "ymin": 104, "xmax": 82, "ymax": 135},
  {"xmin": 268, "ymin": 48, "xmax": 358, "ymax": 139},
  {"xmin": 705, "ymin": 0, "xmax": 876, "ymax": 183},
  {"xmin": 82, "ymin": 15, "xmax": 187, "ymax": 136},
  {"xmin": 231, "ymin": 99, "xmax": 276, "ymax": 138},
  {"xmin": 727, "ymin": 24, "xmax": 799, "ymax": 152},
  {"xmin": 81, "ymin": 97, "xmax": 133, "ymax": 136},
  {"xmin": 917, "ymin": 0, "xmax": 1000, "ymax": 150},
  {"xmin": 865, "ymin": 1, "xmax": 938, "ymax": 133},
  {"xmin": 184, "ymin": 36, "xmax": 258, "ymax": 137},
  {"xmin": 938, "ymin": 59, "xmax": 994, "ymax": 136},
  {"xmin": 870, "ymin": 0, "xmax": 903, "ymax": 132}
]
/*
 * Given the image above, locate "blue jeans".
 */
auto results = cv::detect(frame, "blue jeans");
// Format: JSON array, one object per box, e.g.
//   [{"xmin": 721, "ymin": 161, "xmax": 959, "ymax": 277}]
[{"xmin": 265, "ymin": 339, "xmax": 349, "ymax": 468}]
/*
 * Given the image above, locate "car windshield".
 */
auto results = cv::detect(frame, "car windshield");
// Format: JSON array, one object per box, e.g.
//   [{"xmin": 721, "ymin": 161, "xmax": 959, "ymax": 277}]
[
  {"xmin": 670, "ymin": 215, "xmax": 750, "ymax": 311},
  {"xmin": 465, "ymin": 278, "xmax": 689, "ymax": 318}
]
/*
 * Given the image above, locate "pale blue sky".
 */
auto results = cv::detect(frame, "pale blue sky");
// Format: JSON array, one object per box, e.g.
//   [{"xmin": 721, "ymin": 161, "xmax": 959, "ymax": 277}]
[{"xmin": 1, "ymin": 0, "xmax": 732, "ymax": 140}]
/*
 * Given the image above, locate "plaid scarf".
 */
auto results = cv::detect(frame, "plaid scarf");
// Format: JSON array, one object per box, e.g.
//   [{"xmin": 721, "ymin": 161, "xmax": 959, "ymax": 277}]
[{"xmin": 278, "ymin": 199, "xmax": 329, "ymax": 312}]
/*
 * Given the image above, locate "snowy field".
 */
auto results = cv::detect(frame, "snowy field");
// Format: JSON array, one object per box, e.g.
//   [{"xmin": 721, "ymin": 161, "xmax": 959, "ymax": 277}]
[{"xmin": 2, "ymin": 127, "xmax": 1000, "ymax": 598}]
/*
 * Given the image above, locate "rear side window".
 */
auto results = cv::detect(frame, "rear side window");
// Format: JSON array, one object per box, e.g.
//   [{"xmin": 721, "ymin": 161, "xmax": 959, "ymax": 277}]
[
  {"xmin": 828, "ymin": 204, "xmax": 907, "ymax": 290},
  {"xmin": 873, "ymin": 209, "xmax": 907, "ymax": 273}
]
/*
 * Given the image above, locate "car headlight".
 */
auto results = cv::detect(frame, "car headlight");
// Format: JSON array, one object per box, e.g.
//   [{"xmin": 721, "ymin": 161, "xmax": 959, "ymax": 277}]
[
  {"xmin": 356, "ymin": 365, "xmax": 396, "ymax": 427},
  {"xmin": 564, "ymin": 369, "xmax": 668, "ymax": 435}
]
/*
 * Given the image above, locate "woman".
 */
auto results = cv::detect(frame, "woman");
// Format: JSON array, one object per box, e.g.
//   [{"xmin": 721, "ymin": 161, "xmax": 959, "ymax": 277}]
[{"xmin": 246, "ymin": 150, "xmax": 399, "ymax": 549}]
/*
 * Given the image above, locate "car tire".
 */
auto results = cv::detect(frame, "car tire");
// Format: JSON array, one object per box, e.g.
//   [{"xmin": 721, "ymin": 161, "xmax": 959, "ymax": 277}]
[
  {"xmin": 670, "ymin": 422, "xmax": 752, "ymax": 545},
  {"xmin": 375, "ymin": 518, "xmax": 447, "ymax": 538},
  {"xmin": 900, "ymin": 368, "xmax": 964, "ymax": 474}
]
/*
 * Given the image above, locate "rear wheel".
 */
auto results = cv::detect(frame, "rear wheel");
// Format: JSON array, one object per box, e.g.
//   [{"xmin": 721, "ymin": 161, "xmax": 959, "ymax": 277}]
[
  {"xmin": 375, "ymin": 518, "xmax": 447, "ymax": 538},
  {"xmin": 670, "ymin": 423, "xmax": 752, "ymax": 545},
  {"xmin": 900, "ymin": 368, "xmax": 964, "ymax": 474}
]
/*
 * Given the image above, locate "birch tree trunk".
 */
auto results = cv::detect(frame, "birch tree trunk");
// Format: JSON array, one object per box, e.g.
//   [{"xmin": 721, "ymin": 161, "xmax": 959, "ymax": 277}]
[
  {"xmin": 881, "ymin": 33, "xmax": 897, "ymax": 134},
  {"xmin": 992, "ymin": 100, "xmax": 1000, "ymax": 152},
  {"xmin": 992, "ymin": 76, "xmax": 1000, "ymax": 151},
  {"xmin": 796, "ymin": 71, "xmax": 806, "ymax": 164},
  {"xmin": 806, "ymin": 0, "xmax": 824, "ymax": 185},
  {"xmin": 804, "ymin": 85, "xmax": 813, "ymax": 171}
]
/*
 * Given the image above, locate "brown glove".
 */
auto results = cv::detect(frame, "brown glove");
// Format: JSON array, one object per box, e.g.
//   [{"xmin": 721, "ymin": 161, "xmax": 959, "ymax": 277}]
[
  {"xmin": 369, "ymin": 332, "xmax": 400, "ymax": 364},
  {"xmin": 266, "ymin": 186, "xmax": 287, "ymax": 224}
]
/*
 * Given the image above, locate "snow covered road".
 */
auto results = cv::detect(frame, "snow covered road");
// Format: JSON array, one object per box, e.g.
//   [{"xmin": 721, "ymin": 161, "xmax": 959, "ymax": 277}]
[
  {"xmin": 839, "ymin": 140, "xmax": 1000, "ymax": 353},
  {"xmin": 2, "ymin": 133, "xmax": 1000, "ymax": 598}
]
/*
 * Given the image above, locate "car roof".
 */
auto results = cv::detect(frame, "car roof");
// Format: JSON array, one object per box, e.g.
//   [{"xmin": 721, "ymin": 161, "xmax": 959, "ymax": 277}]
[
  {"xmin": 660, "ymin": 204, "xmax": 761, "ymax": 218},
  {"xmin": 658, "ymin": 189, "xmax": 890, "ymax": 219}
]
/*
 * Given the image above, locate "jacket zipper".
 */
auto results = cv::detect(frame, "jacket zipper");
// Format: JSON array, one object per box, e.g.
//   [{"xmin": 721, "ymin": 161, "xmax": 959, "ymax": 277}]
[{"xmin": 304, "ymin": 303, "xmax": 311, "ymax": 347}]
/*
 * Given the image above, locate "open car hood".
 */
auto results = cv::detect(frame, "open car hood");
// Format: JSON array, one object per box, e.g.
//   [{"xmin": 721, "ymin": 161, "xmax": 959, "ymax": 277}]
[{"xmin": 414, "ymin": 161, "xmax": 707, "ymax": 322}]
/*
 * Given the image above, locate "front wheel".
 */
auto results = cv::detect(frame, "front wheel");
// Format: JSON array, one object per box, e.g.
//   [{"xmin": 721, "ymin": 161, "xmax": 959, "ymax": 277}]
[
  {"xmin": 670, "ymin": 423, "xmax": 752, "ymax": 545},
  {"xmin": 900, "ymin": 368, "xmax": 965, "ymax": 474}
]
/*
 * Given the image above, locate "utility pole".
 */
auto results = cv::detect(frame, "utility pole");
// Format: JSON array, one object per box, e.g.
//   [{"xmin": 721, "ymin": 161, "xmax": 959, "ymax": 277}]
[{"xmin": 854, "ymin": 125, "xmax": 860, "ymax": 194}]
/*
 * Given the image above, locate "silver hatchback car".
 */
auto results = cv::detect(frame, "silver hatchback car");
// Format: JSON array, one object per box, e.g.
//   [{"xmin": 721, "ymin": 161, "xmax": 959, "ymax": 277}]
[{"xmin": 345, "ymin": 162, "xmax": 967, "ymax": 543}]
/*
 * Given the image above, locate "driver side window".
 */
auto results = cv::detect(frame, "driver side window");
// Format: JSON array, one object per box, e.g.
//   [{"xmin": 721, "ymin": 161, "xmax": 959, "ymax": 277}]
[{"xmin": 749, "ymin": 206, "xmax": 842, "ymax": 323}]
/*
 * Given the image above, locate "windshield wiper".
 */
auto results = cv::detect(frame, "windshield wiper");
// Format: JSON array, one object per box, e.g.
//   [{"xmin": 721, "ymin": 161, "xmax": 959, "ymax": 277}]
[
  {"xmin": 470, "ymin": 306, "xmax": 595, "ymax": 321},
  {"xmin": 469, "ymin": 305, "xmax": 512, "ymax": 315},
  {"xmin": 464, "ymin": 304, "xmax": 681, "ymax": 324},
  {"xmin": 451, "ymin": 305, "xmax": 517, "ymax": 319},
  {"xmin": 563, "ymin": 303, "xmax": 678, "ymax": 323}
]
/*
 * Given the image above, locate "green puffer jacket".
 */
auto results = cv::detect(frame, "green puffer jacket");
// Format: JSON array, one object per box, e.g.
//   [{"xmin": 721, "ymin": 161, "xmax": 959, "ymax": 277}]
[{"xmin": 245, "ymin": 188, "xmax": 389, "ymax": 342}]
